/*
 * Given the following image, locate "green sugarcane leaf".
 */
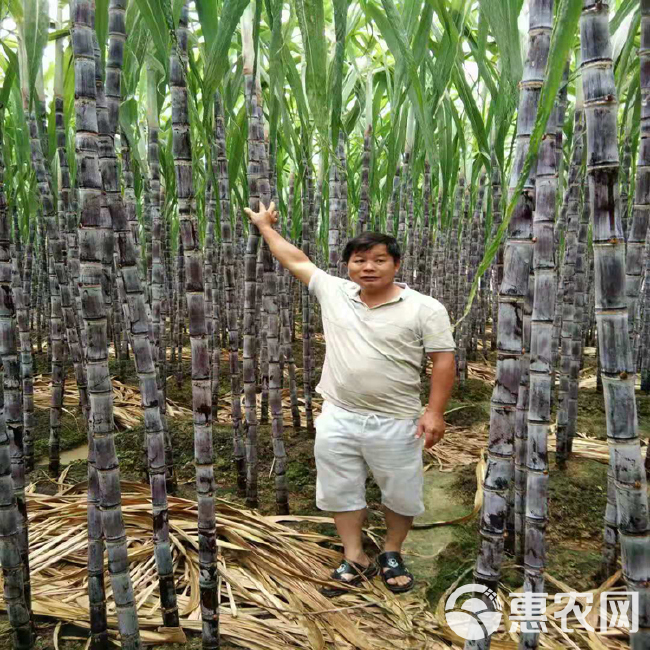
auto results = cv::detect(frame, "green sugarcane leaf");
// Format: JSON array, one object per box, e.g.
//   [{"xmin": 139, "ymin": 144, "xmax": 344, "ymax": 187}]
[
  {"xmin": 6, "ymin": 0, "xmax": 22, "ymax": 23},
  {"xmin": 614, "ymin": 10, "xmax": 640, "ymax": 95},
  {"xmin": 412, "ymin": 3, "xmax": 433, "ymax": 67},
  {"xmin": 267, "ymin": 0, "xmax": 283, "ymax": 124},
  {"xmin": 48, "ymin": 27, "xmax": 69, "ymax": 41},
  {"xmin": 120, "ymin": 97, "xmax": 143, "ymax": 169},
  {"xmin": 122, "ymin": 8, "xmax": 149, "ymax": 98},
  {"xmin": 467, "ymin": 11, "xmax": 498, "ymax": 100},
  {"xmin": 388, "ymin": 0, "xmax": 424, "ymax": 107},
  {"xmin": 330, "ymin": 0, "xmax": 348, "ymax": 146},
  {"xmin": 480, "ymin": 0, "xmax": 523, "ymax": 169},
  {"xmin": 133, "ymin": 0, "xmax": 170, "ymax": 73},
  {"xmin": 228, "ymin": 104, "xmax": 247, "ymax": 190},
  {"xmin": 281, "ymin": 48, "xmax": 310, "ymax": 131},
  {"xmin": 452, "ymin": 64, "xmax": 489, "ymax": 165},
  {"xmin": 366, "ymin": 0, "xmax": 437, "ymax": 172},
  {"xmin": 610, "ymin": 0, "xmax": 637, "ymax": 35},
  {"xmin": 458, "ymin": 0, "xmax": 582, "ymax": 327},
  {"xmin": 294, "ymin": 0, "xmax": 328, "ymax": 148},
  {"xmin": 0, "ymin": 43, "xmax": 18, "ymax": 111},
  {"xmin": 252, "ymin": 0, "xmax": 263, "ymax": 79},
  {"xmin": 195, "ymin": 0, "xmax": 220, "ymax": 49},
  {"xmin": 22, "ymin": 0, "xmax": 49, "ymax": 109},
  {"xmin": 425, "ymin": 0, "xmax": 469, "ymax": 130},
  {"xmin": 95, "ymin": 0, "xmax": 109, "ymax": 67},
  {"xmin": 202, "ymin": 0, "xmax": 251, "ymax": 106}
]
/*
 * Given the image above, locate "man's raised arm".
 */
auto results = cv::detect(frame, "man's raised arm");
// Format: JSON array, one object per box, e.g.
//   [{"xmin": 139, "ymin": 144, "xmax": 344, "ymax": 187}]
[{"xmin": 244, "ymin": 201, "xmax": 317, "ymax": 286}]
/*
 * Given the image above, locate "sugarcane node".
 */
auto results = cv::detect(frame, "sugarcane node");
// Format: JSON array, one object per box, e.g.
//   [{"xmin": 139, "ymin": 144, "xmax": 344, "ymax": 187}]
[{"xmin": 620, "ymin": 371, "xmax": 628, "ymax": 380}]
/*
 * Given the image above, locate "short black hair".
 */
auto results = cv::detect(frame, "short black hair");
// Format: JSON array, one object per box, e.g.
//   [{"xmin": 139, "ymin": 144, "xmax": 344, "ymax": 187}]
[{"xmin": 342, "ymin": 231, "xmax": 401, "ymax": 264}]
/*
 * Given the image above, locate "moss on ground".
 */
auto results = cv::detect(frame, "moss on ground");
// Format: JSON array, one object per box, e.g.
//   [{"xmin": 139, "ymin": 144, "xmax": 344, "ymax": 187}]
[
  {"xmin": 32, "ymin": 408, "xmax": 87, "ymax": 463},
  {"xmin": 425, "ymin": 453, "xmax": 610, "ymax": 610}
]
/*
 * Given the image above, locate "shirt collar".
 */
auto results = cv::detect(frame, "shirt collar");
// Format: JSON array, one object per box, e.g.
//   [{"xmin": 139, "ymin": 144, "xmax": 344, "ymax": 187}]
[{"xmin": 347, "ymin": 281, "xmax": 411, "ymax": 306}]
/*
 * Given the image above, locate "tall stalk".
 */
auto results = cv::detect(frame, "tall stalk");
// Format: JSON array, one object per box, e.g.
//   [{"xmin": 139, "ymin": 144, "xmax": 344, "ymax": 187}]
[
  {"xmin": 520, "ymin": 76, "xmax": 560, "ymax": 650},
  {"xmin": 261, "ymin": 190, "xmax": 289, "ymax": 515},
  {"xmin": 214, "ymin": 94, "xmax": 246, "ymax": 495},
  {"xmin": 0, "ymin": 124, "xmax": 32, "ymax": 650},
  {"xmin": 170, "ymin": 3, "xmax": 219, "ymax": 645},
  {"xmin": 21, "ymin": 93, "xmax": 66, "ymax": 478},
  {"xmin": 301, "ymin": 154, "xmax": 315, "ymax": 434},
  {"xmin": 328, "ymin": 135, "xmax": 343, "ymax": 277},
  {"xmin": 490, "ymin": 146, "xmax": 502, "ymax": 351},
  {"xmin": 626, "ymin": 0, "xmax": 650, "ymax": 354},
  {"xmin": 54, "ymin": 17, "xmax": 89, "ymax": 428},
  {"xmin": 71, "ymin": 0, "xmax": 141, "ymax": 646},
  {"xmin": 242, "ymin": 9, "xmax": 266, "ymax": 506},
  {"xmin": 281, "ymin": 174, "xmax": 301, "ymax": 430},
  {"xmin": 358, "ymin": 122, "xmax": 372, "ymax": 234},
  {"xmin": 145, "ymin": 64, "xmax": 176, "ymax": 492},
  {"xmin": 581, "ymin": 1, "xmax": 650, "ymax": 646},
  {"xmin": 555, "ymin": 159, "xmax": 583, "ymax": 466},
  {"xmin": 20, "ymin": 216, "xmax": 35, "ymax": 469},
  {"xmin": 466, "ymin": 4, "xmax": 551, "ymax": 648},
  {"xmin": 93, "ymin": 0, "xmax": 181, "ymax": 626}
]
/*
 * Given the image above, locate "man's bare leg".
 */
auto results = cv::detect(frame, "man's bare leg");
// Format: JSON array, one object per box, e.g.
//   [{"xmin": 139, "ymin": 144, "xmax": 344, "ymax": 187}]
[
  {"xmin": 382, "ymin": 504, "xmax": 414, "ymax": 587},
  {"xmin": 332, "ymin": 508, "xmax": 371, "ymax": 580}
]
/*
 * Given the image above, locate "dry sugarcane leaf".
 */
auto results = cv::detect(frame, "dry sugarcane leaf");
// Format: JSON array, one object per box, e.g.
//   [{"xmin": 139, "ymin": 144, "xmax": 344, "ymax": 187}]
[
  {"xmin": 0, "ymin": 479, "xmax": 629, "ymax": 649},
  {"xmin": 33, "ymin": 376, "xmax": 192, "ymax": 430}
]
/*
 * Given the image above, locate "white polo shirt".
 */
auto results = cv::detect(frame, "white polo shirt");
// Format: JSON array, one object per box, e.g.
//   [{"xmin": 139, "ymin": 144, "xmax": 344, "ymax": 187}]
[{"xmin": 308, "ymin": 269, "xmax": 455, "ymax": 419}]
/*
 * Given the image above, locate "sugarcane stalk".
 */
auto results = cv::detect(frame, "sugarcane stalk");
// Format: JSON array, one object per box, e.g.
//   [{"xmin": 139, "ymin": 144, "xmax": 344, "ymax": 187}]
[
  {"xmin": 281, "ymin": 173, "xmax": 301, "ymax": 431},
  {"xmin": 555, "ymin": 159, "xmax": 584, "ymax": 467},
  {"xmin": 170, "ymin": 3, "xmax": 219, "ymax": 645},
  {"xmin": 580, "ymin": 1, "xmax": 650, "ymax": 645},
  {"xmin": 626, "ymin": 0, "xmax": 650, "ymax": 359},
  {"xmin": 465, "ymin": 4, "xmax": 551, "ymax": 647},
  {"xmin": 328, "ymin": 135, "xmax": 343, "ymax": 278},
  {"xmin": 213, "ymin": 93, "xmax": 246, "ymax": 495},
  {"xmin": 519, "ymin": 77, "xmax": 561, "ymax": 650},
  {"xmin": 71, "ymin": 0, "xmax": 142, "ymax": 645},
  {"xmin": 0, "ymin": 122, "xmax": 32, "ymax": 650}
]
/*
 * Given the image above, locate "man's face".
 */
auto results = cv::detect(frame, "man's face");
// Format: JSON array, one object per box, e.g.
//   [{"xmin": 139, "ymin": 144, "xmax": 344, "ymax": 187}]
[{"xmin": 346, "ymin": 244, "xmax": 400, "ymax": 290}]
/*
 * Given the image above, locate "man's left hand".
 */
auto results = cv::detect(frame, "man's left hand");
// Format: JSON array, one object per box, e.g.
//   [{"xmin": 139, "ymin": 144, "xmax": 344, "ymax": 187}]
[{"xmin": 415, "ymin": 410, "xmax": 446, "ymax": 449}]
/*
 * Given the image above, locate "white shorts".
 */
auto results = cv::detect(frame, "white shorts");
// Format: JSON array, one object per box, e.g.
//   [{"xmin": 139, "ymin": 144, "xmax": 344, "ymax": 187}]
[{"xmin": 314, "ymin": 401, "xmax": 425, "ymax": 517}]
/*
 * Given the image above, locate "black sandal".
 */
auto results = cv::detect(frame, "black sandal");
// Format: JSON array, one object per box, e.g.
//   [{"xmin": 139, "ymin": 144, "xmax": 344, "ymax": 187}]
[
  {"xmin": 377, "ymin": 551, "xmax": 415, "ymax": 594},
  {"xmin": 320, "ymin": 558, "xmax": 379, "ymax": 597}
]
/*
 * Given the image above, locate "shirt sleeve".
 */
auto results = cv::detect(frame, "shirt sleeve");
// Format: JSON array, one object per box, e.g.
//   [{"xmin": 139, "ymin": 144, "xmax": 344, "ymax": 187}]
[
  {"xmin": 420, "ymin": 300, "xmax": 456, "ymax": 352},
  {"xmin": 308, "ymin": 268, "xmax": 345, "ymax": 304}
]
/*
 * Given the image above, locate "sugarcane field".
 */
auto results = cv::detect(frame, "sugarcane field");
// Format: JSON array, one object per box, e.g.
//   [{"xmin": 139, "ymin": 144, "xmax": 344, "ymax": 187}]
[{"xmin": 4, "ymin": 0, "xmax": 650, "ymax": 648}]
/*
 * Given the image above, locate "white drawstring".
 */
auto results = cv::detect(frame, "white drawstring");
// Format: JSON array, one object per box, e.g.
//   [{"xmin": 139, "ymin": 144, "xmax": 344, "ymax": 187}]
[{"xmin": 360, "ymin": 412, "xmax": 380, "ymax": 435}]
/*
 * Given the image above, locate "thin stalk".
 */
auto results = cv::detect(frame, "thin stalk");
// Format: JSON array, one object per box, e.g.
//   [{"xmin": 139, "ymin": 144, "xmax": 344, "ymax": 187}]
[{"xmin": 214, "ymin": 94, "xmax": 246, "ymax": 496}]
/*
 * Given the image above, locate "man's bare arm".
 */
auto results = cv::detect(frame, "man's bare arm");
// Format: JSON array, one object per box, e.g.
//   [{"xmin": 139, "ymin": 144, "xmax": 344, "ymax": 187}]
[
  {"xmin": 426, "ymin": 351, "xmax": 456, "ymax": 415},
  {"xmin": 415, "ymin": 351, "xmax": 455, "ymax": 448},
  {"xmin": 244, "ymin": 201, "xmax": 317, "ymax": 286}
]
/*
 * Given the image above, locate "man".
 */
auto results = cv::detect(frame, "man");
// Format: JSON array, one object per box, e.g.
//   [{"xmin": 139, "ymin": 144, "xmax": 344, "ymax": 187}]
[{"xmin": 244, "ymin": 201, "xmax": 455, "ymax": 597}]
